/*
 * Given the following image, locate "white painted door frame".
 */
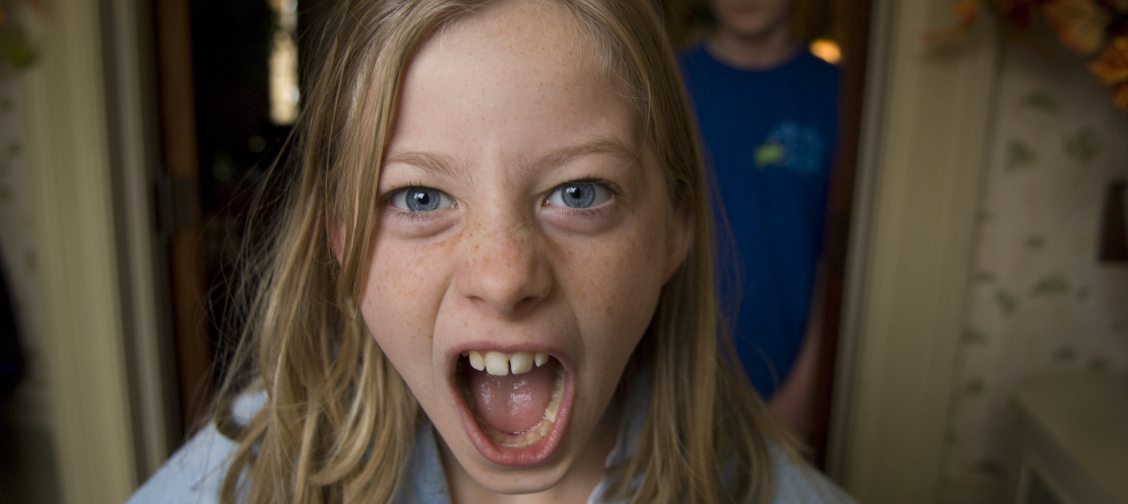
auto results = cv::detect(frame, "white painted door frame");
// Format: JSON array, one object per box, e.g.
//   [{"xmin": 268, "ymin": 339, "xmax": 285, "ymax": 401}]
[
  {"xmin": 827, "ymin": 0, "xmax": 1000, "ymax": 502},
  {"xmin": 21, "ymin": 0, "xmax": 171, "ymax": 501}
]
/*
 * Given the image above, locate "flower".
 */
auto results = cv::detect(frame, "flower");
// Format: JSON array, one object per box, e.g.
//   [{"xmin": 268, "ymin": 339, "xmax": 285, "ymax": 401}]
[
  {"xmin": 1113, "ymin": 81, "xmax": 1128, "ymax": 109},
  {"xmin": 930, "ymin": 0, "xmax": 1128, "ymax": 111},
  {"xmin": 998, "ymin": 0, "xmax": 1047, "ymax": 29},
  {"xmin": 1042, "ymin": 0, "xmax": 1112, "ymax": 55},
  {"xmin": 1089, "ymin": 36, "xmax": 1128, "ymax": 84},
  {"xmin": 1100, "ymin": 0, "xmax": 1128, "ymax": 14},
  {"xmin": 926, "ymin": 0, "xmax": 981, "ymax": 44}
]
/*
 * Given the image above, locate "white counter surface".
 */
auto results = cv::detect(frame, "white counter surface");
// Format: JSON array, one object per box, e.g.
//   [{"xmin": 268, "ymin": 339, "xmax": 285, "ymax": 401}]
[{"xmin": 1013, "ymin": 372, "xmax": 1128, "ymax": 504}]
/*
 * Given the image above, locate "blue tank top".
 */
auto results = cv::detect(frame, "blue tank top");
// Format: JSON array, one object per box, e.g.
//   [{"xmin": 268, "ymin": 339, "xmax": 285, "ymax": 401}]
[{"xmin": 679, "ymin": 45, "xmax": 839, "ymax": 398}]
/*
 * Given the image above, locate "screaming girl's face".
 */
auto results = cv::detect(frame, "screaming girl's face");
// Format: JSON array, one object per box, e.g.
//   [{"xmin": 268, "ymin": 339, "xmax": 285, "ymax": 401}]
[{"xmin": 355, "ymin": 0, "xmax": 691, "ymax": 499}]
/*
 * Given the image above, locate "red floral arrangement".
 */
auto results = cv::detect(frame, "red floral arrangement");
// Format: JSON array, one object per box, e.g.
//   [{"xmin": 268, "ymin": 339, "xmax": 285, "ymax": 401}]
[{"xmin": 935, "ymin": 0, "xmax": 1128, "ymax": 111}]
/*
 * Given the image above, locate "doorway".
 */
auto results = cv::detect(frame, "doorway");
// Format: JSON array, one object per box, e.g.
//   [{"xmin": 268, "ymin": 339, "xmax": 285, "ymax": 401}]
[
  {"xmin": 152, "ymin": 0, "xmax": 334, "ymax": 435},
  {"xmin": 151, "ymin": 0, "xmax": 874, "ymax": 468},
  {"xmin": 660, "ymin": 0, "xmax": 873, "ymax": 469}
]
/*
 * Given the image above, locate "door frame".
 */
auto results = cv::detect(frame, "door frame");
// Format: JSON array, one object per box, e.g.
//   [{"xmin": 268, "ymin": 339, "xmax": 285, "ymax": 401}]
[
  {"xmin": 827, "ymin": 0, "xmax": 1000, "ymax": 502},
  {"xmin": 21, "ymin": 0, "xmax": 175, "ymax": 499}
]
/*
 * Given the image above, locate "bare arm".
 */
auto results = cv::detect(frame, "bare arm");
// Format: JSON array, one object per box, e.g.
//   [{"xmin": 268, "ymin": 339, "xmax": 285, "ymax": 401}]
[{"xmin": 768, "ymin": 259, "xmax": 826, "ymax": 441}]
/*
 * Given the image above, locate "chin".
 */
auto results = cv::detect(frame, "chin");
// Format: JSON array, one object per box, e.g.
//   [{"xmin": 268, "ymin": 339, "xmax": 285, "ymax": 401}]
[{"xmin": 462, "ymin": 460, "xmax": 573, "ymax": 496}]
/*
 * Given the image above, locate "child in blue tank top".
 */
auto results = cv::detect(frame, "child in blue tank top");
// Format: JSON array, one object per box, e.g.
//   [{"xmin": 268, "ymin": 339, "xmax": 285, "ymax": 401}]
[{"xmin": 678, "ymin": 0, "xmax": 839, "ymax": 433}]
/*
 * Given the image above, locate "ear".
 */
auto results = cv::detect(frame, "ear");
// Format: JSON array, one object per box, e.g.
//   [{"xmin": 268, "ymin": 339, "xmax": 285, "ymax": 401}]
[{"xmin": 663, "ymin": 202, "xmax": 694, "ymax": 283}]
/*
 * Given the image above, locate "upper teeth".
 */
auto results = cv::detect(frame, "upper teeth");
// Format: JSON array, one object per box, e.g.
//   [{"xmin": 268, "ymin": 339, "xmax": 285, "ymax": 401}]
[{"xmin": 462, "ymin": 350, "xmax": 550, "ymax": 376}]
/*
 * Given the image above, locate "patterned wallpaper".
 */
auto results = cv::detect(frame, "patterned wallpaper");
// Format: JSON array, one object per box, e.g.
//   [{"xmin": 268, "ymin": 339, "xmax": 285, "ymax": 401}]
[
  {"xmin": 0, "ymin": 70, "xmax": 43, "ymax": 389},
  {"xmin": 942, "ymin": 37, "xmax": 1128, "ymax": 491}
]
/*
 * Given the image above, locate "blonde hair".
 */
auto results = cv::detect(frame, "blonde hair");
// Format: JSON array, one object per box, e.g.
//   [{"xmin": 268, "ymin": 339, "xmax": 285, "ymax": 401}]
[{"xmin": 215, "ymin": 0, "xmax": 780, "ymax": 502}]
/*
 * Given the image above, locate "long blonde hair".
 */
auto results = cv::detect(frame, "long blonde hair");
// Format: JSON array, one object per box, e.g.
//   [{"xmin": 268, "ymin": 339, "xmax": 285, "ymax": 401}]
[{"xmin": 216, "ymin": 0, "xmax": 780, "ymax": 502}]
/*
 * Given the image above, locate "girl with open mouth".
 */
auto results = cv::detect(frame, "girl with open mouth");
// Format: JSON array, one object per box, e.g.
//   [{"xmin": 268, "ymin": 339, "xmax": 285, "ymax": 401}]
[{"xmin": 129, "ymin": 0, "xmax": 856, "ymax": 502}]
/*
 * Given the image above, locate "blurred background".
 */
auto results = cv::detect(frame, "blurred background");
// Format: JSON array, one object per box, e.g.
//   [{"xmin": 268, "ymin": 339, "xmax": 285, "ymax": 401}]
[{"xmin": 0, "ymin": 0, "xmax": 1124, "ymax": 503}]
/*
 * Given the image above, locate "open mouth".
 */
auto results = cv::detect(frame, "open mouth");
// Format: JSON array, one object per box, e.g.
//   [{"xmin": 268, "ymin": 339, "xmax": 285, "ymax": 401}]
[{"xmin": 454, "ymin": 350, "xmax": 569, "ymax": 461}]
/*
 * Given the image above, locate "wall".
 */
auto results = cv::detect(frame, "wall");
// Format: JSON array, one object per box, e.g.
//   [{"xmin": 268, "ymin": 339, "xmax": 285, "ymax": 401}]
[
  {"xmin": 0, "ymin": 65, "xmax": 43, "ymax": 399},
  {"xmin": 3, "ymin": 0, "xmax": 167, "ymax": 498},
  {"xmin": 0, "ymin": 63, "xmax": 61, "ymax": 503},
  {"xmin": 941, "ymin": 36, "xmax": 1128, "ymax": 501}
]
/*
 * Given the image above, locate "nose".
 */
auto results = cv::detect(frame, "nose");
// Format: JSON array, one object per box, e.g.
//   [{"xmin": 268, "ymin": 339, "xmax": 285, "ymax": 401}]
[{"xmin": 455, "ymin": 216, "xmax": 552, "ymax": 317}]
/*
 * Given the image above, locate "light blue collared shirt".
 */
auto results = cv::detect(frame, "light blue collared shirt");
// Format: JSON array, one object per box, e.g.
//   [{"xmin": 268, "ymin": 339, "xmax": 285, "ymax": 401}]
[{"xmin": 129, "ymin": 375, "xmax": 855, "ymax": 504}]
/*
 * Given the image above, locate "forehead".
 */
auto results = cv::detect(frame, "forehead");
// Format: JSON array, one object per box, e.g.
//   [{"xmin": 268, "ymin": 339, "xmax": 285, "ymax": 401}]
[
  {"xmin": 419, "ymin": 0, "xmax": 610, "ymax": 88},
  {"xmin": 387, "ymin": 0, "xmax": 640, "ymax": 156}
]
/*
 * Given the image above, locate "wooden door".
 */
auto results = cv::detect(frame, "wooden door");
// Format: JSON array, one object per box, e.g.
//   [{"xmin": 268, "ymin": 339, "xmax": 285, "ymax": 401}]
[
  {"xmin": 152, "ymin": 0, "xmax": 334, "ymax": 438},
  {"xmin": 153, "ymin": 0, "xmax": 210, "ymax": 435}
]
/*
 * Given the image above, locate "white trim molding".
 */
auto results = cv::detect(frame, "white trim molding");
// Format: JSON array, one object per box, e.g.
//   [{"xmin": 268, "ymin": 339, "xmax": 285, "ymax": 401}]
[
  {"xmin": 102, "ymin": 0, "xmax": 176, "ymax": 477},
  {"xmin": 21, "ymin": 0, "xmax": 139, "ymax": 501},
  {"xmin": 833, "ymin": 0, "xmax": 1000, "ymax": 502}
]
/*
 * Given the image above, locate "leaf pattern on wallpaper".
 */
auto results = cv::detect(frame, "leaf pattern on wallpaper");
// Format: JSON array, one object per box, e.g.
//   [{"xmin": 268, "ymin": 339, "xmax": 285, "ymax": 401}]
[
  {"xmin": 1064, "ymin": 127, "xmax": 1101, "ymax": 164},
  {"xmin": 945, "ymin": 429, "xmax": 958, "ymax": 447},
  {"xmin": 1052, "ymin": 345, "xmax": 1078, "ymax": 363},
  {"xmin": 973, "ymin": 460, "xmax": 1004, "ymax": 477},
  {"xmin": 946, "ymin": 37, "xmax": 1128, "ymax": 485},
  {"xmin": 1005, "ymin": 140, "xmax": 1037, "ymax": 171},
  {"xmin": 1031, "ymin": 274, "xmax": 1070, "ymax": 296},
  {"xmin": 993, "ymin": 290, "xmax": 1019, "ymax": 315},
  {"xmin": 964, "ymin": 378, "xmax": 985, "ymax": 395},
  {"xmin": 1021, "ymin": 90, "xmax": 1061, "ymax": 113},
  {"xmin": 963, "ymin": 328, "xmax": 989, "ymax": 344},
  {"xmin": 1088, "ymin": 355, "xmax": 1112, "ymax": 372},
  {"xmin": 972, "ymin": 270, "xmax": 996, "ymax": 283}
]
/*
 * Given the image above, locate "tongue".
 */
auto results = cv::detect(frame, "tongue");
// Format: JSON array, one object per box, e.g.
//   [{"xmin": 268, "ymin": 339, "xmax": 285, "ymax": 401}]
[{"xmin": 468, "ymin": 361, "xmax": 557, "ymax": 434}]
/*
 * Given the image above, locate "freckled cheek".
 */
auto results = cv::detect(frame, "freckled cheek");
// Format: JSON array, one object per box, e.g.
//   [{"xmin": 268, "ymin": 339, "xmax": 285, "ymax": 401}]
[
  {"xmin": 369, "ymin": 244, "xmax": 431, "ymax": 294},
  {"xmin": 361, "ymin": 240, "xmax": 451, "ymax": 363},
  {"xmin": 570, "ymin": 229, "xmax": 667, "ymax": 331}
]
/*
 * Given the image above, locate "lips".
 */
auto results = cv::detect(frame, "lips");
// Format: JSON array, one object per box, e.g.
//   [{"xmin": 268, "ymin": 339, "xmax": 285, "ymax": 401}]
[{"xmin": 448, "ymin": 347, "xmax": 575, "ymax": 466}]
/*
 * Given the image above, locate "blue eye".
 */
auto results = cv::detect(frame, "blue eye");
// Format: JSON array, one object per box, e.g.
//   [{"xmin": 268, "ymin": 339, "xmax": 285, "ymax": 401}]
[
  {"xmin": 391, "ymin": 187, "xmax": 454, "ymax": 212},
  {"xmin": 547, "ymin": 182, "xmax": 611, "ymax": 209}
]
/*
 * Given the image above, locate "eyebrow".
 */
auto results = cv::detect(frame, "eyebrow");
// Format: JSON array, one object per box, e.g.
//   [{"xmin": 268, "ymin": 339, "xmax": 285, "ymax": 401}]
[
  {"xmin": 382, "ymin": 136, "xmax": 641, "ymax": 180},
  {"xmin": 526, "ymin": 136, "xmax": 641, "ymax": 174},
  {"xmin": 381, "ymin": 151, "xmax": 471, "ymax": 183}
]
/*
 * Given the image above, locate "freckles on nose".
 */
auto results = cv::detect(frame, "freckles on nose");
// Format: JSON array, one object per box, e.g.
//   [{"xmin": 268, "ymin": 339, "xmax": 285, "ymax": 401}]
[
  {"xmin": 457, "ymin": 218, "xmax": 550, "ymax": 313},
  {"xmin": 467, "ymin": 225, "xmax": 527, "ymax": 270}
]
